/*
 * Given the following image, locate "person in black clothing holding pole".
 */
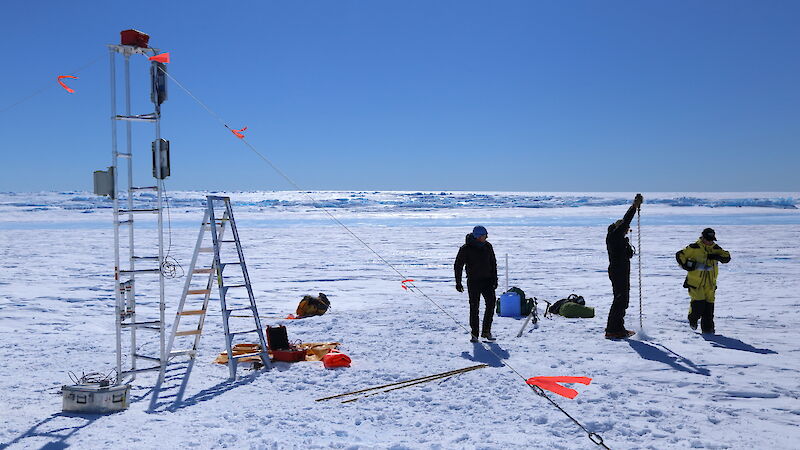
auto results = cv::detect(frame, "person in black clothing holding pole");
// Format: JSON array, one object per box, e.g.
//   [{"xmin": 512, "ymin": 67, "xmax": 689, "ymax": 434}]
[
  {"xmin": 605, "ymin": 194, "xmax": 643, "ymax": 339},
  {"xmin": 455, "ymin": 226, "xmax": 498, "ymax": 342}
]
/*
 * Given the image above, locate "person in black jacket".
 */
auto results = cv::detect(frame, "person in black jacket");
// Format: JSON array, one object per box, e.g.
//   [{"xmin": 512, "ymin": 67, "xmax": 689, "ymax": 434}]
[
  {"xmin": 454, "ymin": 226, "xmax": 498, "ymax": 342},
  {"xmin": 605, "ymin": 194, "xmax": 643, "ymax": 339}
]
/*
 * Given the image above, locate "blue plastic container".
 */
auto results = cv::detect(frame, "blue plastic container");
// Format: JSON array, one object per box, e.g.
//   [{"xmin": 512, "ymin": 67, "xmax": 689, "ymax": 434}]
[{"xmin": 498, "ymin": 292, "xmax": 522, "ymax": 317}]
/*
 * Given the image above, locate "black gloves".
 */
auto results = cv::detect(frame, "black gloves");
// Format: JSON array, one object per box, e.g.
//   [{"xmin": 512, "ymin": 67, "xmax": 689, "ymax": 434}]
[
  {"xmin": 456, "ymin": 282, "xmax": 464, "ymax": 293},
  {"xmin": 633, "ymin": 193, "xmax": 644, "ymax": 208},
  {"xmin": 492, "ymin": 280, "xmax": 498, "ymax": 290}
]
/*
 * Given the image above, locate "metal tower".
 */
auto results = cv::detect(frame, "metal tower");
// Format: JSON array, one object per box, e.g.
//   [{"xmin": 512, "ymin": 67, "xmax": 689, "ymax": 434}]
[{"xmin": 101, "ymin": 39, "xmax": 170, "ymax": 384}]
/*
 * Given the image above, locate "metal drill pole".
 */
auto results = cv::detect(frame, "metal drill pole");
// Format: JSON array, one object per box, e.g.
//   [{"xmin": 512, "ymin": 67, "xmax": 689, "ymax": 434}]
[
  {"xmin": 637, "ymin": 206, "xmax": 643, "ymax": 330},
  {"xmin": 505, "ymin": 253, "xmax": 509, "ymax": 292}
]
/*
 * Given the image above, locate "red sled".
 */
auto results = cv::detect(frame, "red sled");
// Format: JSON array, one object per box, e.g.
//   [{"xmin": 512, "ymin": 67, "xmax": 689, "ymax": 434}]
[{"xmin": 120, "ymin": 29, "xmax": 150, "ymax": 48}]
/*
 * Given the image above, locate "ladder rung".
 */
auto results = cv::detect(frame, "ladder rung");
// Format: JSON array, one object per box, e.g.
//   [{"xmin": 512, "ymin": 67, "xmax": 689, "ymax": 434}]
[
  {"xmin": 232, "ymin": 352, "xmax": 265, "ymax": 360},
  {"xmin": 118, "ymin": 208, "xmax": 160, "ymax": 214},
  {"xmin": 220, "ymin": 240, "xmax": 237, "ymax": 243},
  {"xmin": 192, "ymin": 268, "xmax": 213, "ymax": 274},
  {"xmin": 228, "ymin": 329, "xmax": 259, "ymax": 336},
  {"xmin": 178, "ymin": 309, "xmax": 207, "ymax": 316},
  {"xmin": 115, "ymin": 113, "xmax": 158, "ymax": 122},
  {"xmin": 120, "ymin": 366, "xmax": 161, "ymax": 376},
  {"xmin": 225, "ymin": 306, "xmax": 254, "ymax": 313},
  {"xmin": 118, "ymin": 219, "xmax": 133, "ymax": 225},
  {"xmin": 121, "ymin": 321, "xmax": 162, "ymax": 329},
  {"xmin": 133, "ymin": 354, "xmax": 161, "ymax": 362},
  {"xmin": 198, "ymin": 247, "xmax": 214, "ymax": 253},
  {"xmin": 119, "ymin": 269, "xmax": 161, "ymax": 275},
  {"xmin": 223, "ymin": 284, "xmax": 247, "ymax": 289},
  {"xmin": 221, "ymin": 262, "xmax": 242, "ymax": 266},
  {"xmin": 187, "ymin": 289, "xmax": 210, "ymax": 295},
  {"xmin": 133, "ymin": 256, "xmax": 159, "ymax": 261},
  {"xmin": 116, "ymin": 152, "xmax": 132, "ymax": 159},
  {"xmin": 175, "ymin": 329, "xmax": 202, "ymax": 336},
  {"xmin": 131, "ymin": 186, "xmax": 158, "ymax": 191},
  {"xmin": 170, "ymin": 349, "xmax": 197, "ymax": 357}
]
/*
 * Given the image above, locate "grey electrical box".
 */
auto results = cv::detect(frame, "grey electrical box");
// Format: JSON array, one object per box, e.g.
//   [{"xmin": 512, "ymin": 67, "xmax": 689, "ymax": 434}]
[
  {"xmin": 151, "ymin": 61, "xmax": 168, "ymax": 106},
  {"xmin": 93, "ymin": 167, "xmax": 115, "ymax": 197},
  {"xmin": 152, "ymin": 139, "xmax": 170, "ymax": 179},
  {"xmin": 62, "ymin": 383, "xmax": 130, "ymax": 414}
]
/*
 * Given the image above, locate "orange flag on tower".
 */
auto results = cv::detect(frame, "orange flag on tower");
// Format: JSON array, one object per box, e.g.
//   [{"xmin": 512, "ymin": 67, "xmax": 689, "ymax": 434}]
[{"xmin": 148, "ymin": 53, "xmax": 170, "ymax": 63}]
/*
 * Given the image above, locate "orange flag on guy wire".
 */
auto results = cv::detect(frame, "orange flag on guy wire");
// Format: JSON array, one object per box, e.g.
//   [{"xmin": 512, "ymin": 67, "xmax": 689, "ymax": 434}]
[
  {"xmin": 526, "ymin": 376, "xmax": 592, "ymax": 399},
  {"xmin": 57, "ymin": 75, "xmax": 78, "ymax": 93}
]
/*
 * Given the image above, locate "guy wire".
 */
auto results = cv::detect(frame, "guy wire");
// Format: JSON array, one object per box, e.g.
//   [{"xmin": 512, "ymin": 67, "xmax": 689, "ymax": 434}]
[{"xmin": 161, "ymin": 67, "xmax": 611, "ymax": 449}]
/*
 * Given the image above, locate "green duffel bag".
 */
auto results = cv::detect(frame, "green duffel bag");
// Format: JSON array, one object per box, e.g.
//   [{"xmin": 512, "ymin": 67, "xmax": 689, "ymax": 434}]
[{"xmin": 558, "ymin": 301, "xmax": 595, "ymax": 318}]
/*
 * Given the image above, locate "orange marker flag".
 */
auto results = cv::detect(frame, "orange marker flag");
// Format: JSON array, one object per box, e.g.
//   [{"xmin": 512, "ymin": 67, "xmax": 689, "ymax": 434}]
[
  {"xmin": 57, "ymin": 75, "xmax": 78, "ymax": 93},
  {"xmin": 231, "ymin": 126, "xmax": 247, "ymax": 139},
  {"xmin": 526, "ymin": 376, "xmax": 592, "ymax": 399},
  {"xmin": 148, "ymin": 52, "xmax": 170, "ymax": 63}
]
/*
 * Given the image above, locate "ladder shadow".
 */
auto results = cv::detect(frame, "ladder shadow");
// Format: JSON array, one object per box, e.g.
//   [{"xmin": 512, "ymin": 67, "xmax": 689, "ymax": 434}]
[
  {"xmin": 702, "ymin": 334, "xmax": 778, "ymax": 354},
  {"xmin": 628, "ymin": 340, "xmax": 710, "ymax": 376},
  {"xmin": 0, "ymin": 412, "xmax": 103, "ymax": 450},
  {"xmin": 146, "ymin": 359, "xmax": 198, "ymax": 412},
  {"xmin": 148, "ymin": 367, "xmax": 264, "ymax": 414}
]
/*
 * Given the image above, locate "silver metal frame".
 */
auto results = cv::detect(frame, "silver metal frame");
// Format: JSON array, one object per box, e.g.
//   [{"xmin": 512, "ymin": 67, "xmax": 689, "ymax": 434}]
[{"xmin": 108, "ymin": 44, "xmax": 166, "ymax": 384}]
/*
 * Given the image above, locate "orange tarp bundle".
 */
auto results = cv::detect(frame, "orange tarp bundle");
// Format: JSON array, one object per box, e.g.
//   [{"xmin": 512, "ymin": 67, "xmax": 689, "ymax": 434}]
[{"xmin": 213, "ymin": 342, "xmax": 340, "ymax": 364}]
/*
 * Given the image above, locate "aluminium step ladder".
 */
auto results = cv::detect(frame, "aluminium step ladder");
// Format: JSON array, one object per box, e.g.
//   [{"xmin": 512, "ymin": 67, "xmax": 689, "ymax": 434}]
[
  {"xmin": 152, "ymin": 196, "xmax": 270, "ymax": 406},
  {"xmin": 206, "ymin": 196, "xmax": 271, "ymax": 379}
]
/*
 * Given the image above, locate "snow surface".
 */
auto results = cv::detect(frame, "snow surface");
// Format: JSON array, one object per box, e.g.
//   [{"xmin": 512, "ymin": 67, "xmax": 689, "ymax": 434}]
[{"xmin": 0, "ymin": 191, "xmax": 798, "ymax": 449}]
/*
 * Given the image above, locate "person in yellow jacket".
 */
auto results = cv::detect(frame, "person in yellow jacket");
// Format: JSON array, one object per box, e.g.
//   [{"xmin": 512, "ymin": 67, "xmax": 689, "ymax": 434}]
[{"xmin": 675, "ymin": 228, "xmax": 731, "ymax": 333}]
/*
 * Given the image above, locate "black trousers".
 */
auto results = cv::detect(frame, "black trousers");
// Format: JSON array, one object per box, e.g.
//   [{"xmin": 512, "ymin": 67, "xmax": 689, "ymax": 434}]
[
  {"xmin": 606, "ymin": 266, "xmax": 630, "ymax": 333},
  {"xmin": 467, "ymin": 278, "xmax": 496, "ymax": 337},
  {"xmin": 688, "ymin": 300, "xmax": 715, "ymax": 333}
]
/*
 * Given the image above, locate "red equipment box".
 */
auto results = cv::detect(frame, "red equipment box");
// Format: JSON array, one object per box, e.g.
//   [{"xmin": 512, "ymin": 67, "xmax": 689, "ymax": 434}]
[
  {"xmin": 120, "ymin": 29, "xmax": 150, "ymax": 48},
  {"xmin": 271, "ymin": 348, "xmax": 306, "ymax": 363}
]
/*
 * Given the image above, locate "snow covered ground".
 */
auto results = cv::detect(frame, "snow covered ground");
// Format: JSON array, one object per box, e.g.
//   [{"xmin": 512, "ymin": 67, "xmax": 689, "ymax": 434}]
[{"xmin": 0, "ymin": 191, "xmax": 798, "ymax": 449}]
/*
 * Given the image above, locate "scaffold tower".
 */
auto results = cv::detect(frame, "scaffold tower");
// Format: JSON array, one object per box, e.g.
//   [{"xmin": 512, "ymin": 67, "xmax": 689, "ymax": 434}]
[{"xmin": 100, "ymin": 36, "xmax": 170, "ymax": 384}]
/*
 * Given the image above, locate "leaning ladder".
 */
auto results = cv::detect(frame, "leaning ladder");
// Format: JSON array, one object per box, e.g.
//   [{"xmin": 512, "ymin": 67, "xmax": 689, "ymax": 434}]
[{"xmin": 160, "ymin": 196, "xmax": 270, "ymax": 384}]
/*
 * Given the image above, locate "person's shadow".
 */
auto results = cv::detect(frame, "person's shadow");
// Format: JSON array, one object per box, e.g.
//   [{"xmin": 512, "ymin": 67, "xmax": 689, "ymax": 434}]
[
  {"xmin": 461, "ymin": 342, "xmax": 509, "ymax": 368},
  {"xmin": 702, "ymin": 334, "xmax": 777, "ymax": 354},
  {"xmin": 628, "ymin": 340, "xmax": 711, "ymax": 376}
]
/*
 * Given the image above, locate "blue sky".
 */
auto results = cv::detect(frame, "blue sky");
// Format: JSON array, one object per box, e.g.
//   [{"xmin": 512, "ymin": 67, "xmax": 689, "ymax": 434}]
[{"xmin": 0, "ymin": 1, "xmax": 797, "ymax": 192}]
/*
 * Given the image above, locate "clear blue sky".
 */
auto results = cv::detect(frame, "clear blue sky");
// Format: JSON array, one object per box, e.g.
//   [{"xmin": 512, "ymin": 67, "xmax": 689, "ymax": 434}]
[{"xmin": 0, "ymin": 1, "xmax": 797, "ymax": 192}]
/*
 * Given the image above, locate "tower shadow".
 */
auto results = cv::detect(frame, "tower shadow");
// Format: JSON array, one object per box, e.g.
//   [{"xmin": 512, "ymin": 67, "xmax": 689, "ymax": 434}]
[{"xmin": 0, "ymin": 412, "xmax": 102, "ymax": 449}]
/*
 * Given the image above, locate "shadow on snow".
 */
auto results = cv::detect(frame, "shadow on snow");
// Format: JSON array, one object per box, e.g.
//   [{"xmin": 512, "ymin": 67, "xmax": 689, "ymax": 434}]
[
  {"xmin": 461, "ymin": 342, "xmax": 509, "ymax": 368},
  {"xmin": 702, "ymin": 334, "xmax": 778, "ymax": 354},
  {"xmin": 628, "ymin": 340, "xmax": 711, "ymax": 376},
  {"xmin": 0, "ymin": 412, "xmax": 103, "ymax": 450}
]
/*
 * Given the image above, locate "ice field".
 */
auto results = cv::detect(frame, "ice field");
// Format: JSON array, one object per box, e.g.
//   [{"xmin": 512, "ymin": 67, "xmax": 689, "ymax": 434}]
[{"xmin": 0, "ymin": 191, "xmax": 798, "ymax": 449}]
